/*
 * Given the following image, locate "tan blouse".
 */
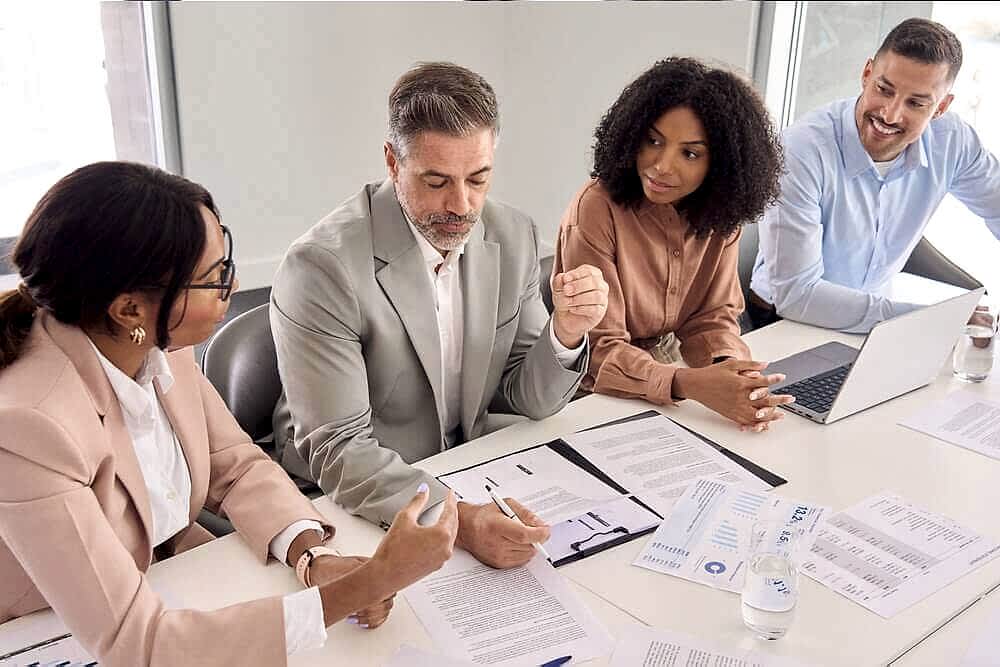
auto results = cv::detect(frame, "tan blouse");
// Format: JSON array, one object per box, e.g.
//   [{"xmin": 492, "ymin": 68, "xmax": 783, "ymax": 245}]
[{"xmin": 554, "ymin": 180, "xmax": 749, "ymax": 406}]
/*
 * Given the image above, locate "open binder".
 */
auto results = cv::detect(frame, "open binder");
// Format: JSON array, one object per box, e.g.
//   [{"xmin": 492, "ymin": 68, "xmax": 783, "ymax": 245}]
[{"xmin": 439, "ymin": 410, "xmax": 786, "ymax": 567}]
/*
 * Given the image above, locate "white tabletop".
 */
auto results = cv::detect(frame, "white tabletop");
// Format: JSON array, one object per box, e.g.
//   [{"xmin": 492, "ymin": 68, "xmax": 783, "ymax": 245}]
[{"xmin": 3, "ymin": 318, "xmax": 999, "ymax": 666}]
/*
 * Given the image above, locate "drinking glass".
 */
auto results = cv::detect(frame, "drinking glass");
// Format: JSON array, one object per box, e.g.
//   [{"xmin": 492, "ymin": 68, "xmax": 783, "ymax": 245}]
[
  {"xmin": 953, "ymin": 308, "xmax": 997, "ymax": 382},
  {"xmin": 741, "ymin": 521, "xmax": 802, "ymax": 640}
]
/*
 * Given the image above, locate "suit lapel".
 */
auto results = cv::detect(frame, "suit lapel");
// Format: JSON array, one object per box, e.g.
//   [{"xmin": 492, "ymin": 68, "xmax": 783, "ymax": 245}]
[
  {"xmin": 459, "ymin": 224, "xmax": 500, "ymax": 439},
  {"xmin": 370, "ymin": 180, "xmax": 446, "ymax": 433},
  {"xmin": 41, "ymin": 314, "xmax": 155, "ymax": 559},
  {"xmin": 155, "ymin": 368, "xmax": 206, "ymax": 525}
]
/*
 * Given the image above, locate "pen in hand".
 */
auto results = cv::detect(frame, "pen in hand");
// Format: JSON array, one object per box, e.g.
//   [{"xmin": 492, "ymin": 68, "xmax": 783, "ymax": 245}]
[{"xmin": 484, "ymin": 484, "xmax": 553, "ymax": 562}]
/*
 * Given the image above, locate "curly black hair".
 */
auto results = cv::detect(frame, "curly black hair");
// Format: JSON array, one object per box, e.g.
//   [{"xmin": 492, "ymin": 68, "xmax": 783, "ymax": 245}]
[{"xmin": 591, "ymin": 57, "xmax": 782, "ymax": 238}]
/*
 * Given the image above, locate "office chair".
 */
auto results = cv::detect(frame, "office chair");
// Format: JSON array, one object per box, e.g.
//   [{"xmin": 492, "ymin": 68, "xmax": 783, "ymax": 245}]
[
  {"xmin": 736, "ymin": 224, "xmax": 759, "ymax": 333},
  {"xmin": 539, "ymin": 254, "xmax": 555, "ymax": 313},
  {"xmin": 201, "ymin": 304, "xmax": 282, "ymax": 446},
  {"xmin": 902, "ymin": 236, "xmax": 983, "ymax": 291}
]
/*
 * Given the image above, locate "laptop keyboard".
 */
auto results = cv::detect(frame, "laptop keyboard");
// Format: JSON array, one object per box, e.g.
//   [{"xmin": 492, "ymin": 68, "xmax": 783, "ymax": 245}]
[{"xmin": 775, "ymin": 363, "xmax": 853, "ymax": 414}]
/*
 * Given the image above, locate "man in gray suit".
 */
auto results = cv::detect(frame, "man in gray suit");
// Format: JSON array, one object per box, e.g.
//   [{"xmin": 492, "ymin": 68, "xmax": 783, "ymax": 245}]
[{"xmin": 271, "ymin": 62, "xmax": 609, "ymax": 568}]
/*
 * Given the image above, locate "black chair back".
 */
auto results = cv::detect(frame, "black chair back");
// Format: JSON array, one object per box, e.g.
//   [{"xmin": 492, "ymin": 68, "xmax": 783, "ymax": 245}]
[{"xmin": 201, "ymin": 304, "xmax": 281, "ymax": 444}]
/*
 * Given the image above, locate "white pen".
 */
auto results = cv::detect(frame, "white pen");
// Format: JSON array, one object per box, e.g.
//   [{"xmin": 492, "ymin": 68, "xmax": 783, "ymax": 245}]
[{"xmin": 484, "ymin": 484, "xmax": 554, "ymax": 562}]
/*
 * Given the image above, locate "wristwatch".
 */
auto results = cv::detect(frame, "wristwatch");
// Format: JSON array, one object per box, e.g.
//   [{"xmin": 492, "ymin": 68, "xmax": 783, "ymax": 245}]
[{"xmin": 294, "ymin": 545, "xmax": 339, "ymax": 587}]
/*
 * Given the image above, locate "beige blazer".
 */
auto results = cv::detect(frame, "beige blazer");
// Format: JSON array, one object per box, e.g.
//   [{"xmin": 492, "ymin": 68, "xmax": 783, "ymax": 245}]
[
  {"xmin": 271, "ymin": 180, "xmax": 586, "ymax": 529},
  {"xmin": 0, "ymin": 312, "xmax": 333, "ymax": 666}
]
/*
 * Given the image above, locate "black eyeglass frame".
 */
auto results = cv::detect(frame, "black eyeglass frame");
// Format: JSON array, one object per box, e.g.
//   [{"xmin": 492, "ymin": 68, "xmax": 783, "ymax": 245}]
[{"xmin": 139, "ymin": 225, "xmax": 236, "ymax": 301}]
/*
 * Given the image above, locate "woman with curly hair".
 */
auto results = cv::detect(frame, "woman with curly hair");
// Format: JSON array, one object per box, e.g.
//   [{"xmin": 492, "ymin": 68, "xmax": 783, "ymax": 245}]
[{"xmin": 553, "ymin": 57, "xmax": 794, "ymax": 431}]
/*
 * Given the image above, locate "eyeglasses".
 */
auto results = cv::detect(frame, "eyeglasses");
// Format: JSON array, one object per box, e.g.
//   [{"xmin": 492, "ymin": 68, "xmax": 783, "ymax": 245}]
[
  {"xmin": 140, "ymin": 225, "xmax": 236, "ymax": 301},
  {"xmin": 184, "ymin": 225, "xmax": 236, "ymax": 301}
]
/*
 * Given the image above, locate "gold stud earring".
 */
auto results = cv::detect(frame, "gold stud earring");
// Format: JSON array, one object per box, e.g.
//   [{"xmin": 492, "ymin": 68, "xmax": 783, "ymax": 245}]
[{"xmin": 130, "ymin": 325, "xmax": 147, "ymax": 346}]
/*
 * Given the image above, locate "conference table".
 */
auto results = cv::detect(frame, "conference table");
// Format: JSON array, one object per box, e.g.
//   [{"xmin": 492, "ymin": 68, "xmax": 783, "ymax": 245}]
[{"xmin": 3, "ymin": 317, "xmax": 1000, "ymax": 666}]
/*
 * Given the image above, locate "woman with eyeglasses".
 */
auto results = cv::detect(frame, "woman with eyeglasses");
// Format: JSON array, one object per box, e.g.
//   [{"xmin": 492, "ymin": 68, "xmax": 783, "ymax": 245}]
[{"xmin": 0, "ymin": 161, "xmax": 458, "ymax": 666}]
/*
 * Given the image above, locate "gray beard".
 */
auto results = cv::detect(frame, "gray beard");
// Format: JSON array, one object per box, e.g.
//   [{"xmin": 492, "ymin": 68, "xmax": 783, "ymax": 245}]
[{"xmin": 401, "ymin": 201, "xmax": 481, "ymax": 252}]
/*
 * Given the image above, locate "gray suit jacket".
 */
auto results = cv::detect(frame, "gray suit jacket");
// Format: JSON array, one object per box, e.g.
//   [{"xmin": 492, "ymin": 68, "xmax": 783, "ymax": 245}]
[{"xmin": 271, "ymin": 180, "xmax": 586, "ymax": 527}]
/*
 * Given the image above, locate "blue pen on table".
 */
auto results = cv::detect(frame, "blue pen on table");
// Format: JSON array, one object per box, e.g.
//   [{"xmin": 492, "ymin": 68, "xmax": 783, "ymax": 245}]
[
  {"xmin": 484, "ymin": 484, "xmax": 553, "ymax": 562},
  {"xmin": 539, "ymin": 655, "xmax": 572, "ymax": 667}
]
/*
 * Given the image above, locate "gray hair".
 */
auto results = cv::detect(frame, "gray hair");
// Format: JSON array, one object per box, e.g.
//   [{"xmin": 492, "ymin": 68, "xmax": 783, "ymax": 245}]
[{"xmin": 387, "ymin": 61, "xmax": 500, "ymax": 158}]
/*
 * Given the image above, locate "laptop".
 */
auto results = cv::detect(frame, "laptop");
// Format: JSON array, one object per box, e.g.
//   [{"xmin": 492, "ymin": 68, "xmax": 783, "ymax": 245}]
[{"xmin": 767, "ymin": 287, "xmax": 985, "ymax": 424}]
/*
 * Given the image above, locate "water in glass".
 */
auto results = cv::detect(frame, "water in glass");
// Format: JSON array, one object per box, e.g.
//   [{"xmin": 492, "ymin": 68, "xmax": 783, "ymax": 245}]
[
  {"xmin": 741, "ymin": 521, "xmax": 800, "ymax": 640},
  {"xmin": 741, "ymin": 552, "xmax": 797, "ymax": 639},
  {"xmin": 953, "ymin": 324, "xmax": 995, "ymax": 382}
]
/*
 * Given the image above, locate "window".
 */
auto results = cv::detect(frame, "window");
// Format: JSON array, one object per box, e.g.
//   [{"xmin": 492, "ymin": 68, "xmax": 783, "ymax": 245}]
[
  {"xmin": 922, "ymin": 3, "xmax": 1000, "ymax": 296},
  {"xmin": 0, "ymin": 2, "xmax": 178, "ymax": 259}
]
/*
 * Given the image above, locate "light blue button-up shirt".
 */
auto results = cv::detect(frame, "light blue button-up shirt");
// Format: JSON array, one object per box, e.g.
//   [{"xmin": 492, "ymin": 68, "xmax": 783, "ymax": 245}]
[{"xmin": 750, "ymin": 96, "xmax": 1000, "ymax": 332}]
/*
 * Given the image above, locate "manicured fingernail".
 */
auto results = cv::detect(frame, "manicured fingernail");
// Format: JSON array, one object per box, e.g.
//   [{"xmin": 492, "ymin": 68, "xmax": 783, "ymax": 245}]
[
  {"xmin": 359, "ymin": 623, "xmax": 370, "ymax": 629},
  {"xmin": 749, "ymin": 390, "xmax": 763, "ymax": 401},
  {"xmin": 417, "ymin": 482, "xmax": 429, "ymax": 494},
  {"xmin": 756, "ymin": 409, "xmax": 767, "ymax": 419},
  {"xmin": 347, "ymin": 617, "xmax": 359, "ymax": 624}
]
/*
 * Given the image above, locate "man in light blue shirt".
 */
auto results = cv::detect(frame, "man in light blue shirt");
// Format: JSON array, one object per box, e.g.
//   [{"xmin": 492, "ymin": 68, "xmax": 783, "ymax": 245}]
[{"xmin": 750, "ymin": 17, "xmax": 1000, "ymax": 333}]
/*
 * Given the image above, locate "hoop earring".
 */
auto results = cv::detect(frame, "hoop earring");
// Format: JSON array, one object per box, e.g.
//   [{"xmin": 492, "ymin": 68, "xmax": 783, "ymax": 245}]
[{"xmin": 130, "ymin": 325, "xmax": 147, "ymax": 346}]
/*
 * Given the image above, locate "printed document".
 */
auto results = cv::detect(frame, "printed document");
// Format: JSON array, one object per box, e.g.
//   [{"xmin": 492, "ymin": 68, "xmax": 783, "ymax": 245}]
[
  {"xmin": 800, "ymin": 492, "xmax": 1000, "ymax": 618},
  {"xmin": 563, "ymin": 414, "xmax": 769, "ymax": 516},
  {"xmin": 402, "ymin": 550, "xmax": 613, "ymax": 666},
  {"xmin": 545, "ymin": 495, "xmax": 661, "ymax": 564},
  {"xmin": 900, "ymin": 390, "xmax": 1000, "ymax": 460},
  {"xmin": 634, "ymin": 478, "xmax": 828, "ymax": 593},
  {"xmin": 610, "ymin": 625, "xmax": 808, "ymax": 667},
  {"xmin": 439, "ymin": 445, "xmax": 624, "ymax": 524}
]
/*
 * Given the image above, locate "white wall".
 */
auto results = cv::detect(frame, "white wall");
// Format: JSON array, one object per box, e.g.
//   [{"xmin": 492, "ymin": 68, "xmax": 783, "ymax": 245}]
[{"xmin": 170, "ymin": 2, "xmax": 759, "ymax": 289}]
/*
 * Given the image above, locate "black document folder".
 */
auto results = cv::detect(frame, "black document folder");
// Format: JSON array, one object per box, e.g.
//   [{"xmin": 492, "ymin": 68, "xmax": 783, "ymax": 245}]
[{"xmin": 439, "ymin": 410, "xmax": 786, "ymax": 567}]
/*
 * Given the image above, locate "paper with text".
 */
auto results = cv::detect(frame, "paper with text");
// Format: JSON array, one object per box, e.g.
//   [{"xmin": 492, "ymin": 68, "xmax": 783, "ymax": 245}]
[
  {"xmin": 900, "ymin": 390, "xmax": 1000, "ymax": 460},
  {"xmin": 610, "ymin": 625, "xmax": 809, "ymax": 667},
  {"xmin": 634, "ymin": 478, "xmax": 828, "ymax": 593},
  {"xmin": 439, "ymin": 445, "xmax": 623, "ymax": 524},
  {"xmin": 402, "ymin": 550, "xmax": 612, "ymax": 666},
  {"xmin": 563, "ymin": 414, "xmax": 769, "ymax": 517},
  {"xmin": 801, "ymin": 492, "xmax": 1000, "ymax": 618}
]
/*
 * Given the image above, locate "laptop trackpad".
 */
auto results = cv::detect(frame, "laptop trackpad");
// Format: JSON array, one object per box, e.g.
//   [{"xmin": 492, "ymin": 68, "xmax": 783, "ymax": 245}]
[{"xmin": 767, "ymin": 341, "xmax": 860, "ymax": 389}]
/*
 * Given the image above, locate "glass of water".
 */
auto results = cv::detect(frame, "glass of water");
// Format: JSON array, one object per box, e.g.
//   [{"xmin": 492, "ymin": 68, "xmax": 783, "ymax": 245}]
[
  {"xmin": 953, "ymin": 308, "xmax": 996, "ymax": 382},
  {"xmin": 741, "ymin": 521, "xmax": 802, "ymax": 640}
]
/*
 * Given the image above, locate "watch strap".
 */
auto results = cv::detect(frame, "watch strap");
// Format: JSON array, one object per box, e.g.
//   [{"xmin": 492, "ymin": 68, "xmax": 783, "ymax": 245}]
[{"xmin": 294, "ymin": 545, "xmax": 339, "ymax": 587}]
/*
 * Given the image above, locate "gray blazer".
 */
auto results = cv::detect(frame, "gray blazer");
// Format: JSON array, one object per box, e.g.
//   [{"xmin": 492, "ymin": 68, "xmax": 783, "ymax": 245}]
[{"xmin": 271, "ymin": 180, "xmax": 586, "ymax": 527}]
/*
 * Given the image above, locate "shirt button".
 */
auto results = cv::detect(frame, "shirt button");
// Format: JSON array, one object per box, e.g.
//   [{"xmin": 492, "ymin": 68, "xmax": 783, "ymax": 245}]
[
  {"xmin": 672, "ymin": 249, "xmax": 681, "ymax": 258},
  {"xmin": 166, "ymin": 491, "xmax": 177, "ymax": 501},
  {"xmin": 669, "ymin": 287, "xmax": 678, "ymax": 295}
]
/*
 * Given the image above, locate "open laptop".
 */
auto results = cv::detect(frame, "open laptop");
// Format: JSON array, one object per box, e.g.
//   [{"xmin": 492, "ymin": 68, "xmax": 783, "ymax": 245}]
[{"xmin": 767, "ymin": 287, "xmax": 985, "ymax": 424}]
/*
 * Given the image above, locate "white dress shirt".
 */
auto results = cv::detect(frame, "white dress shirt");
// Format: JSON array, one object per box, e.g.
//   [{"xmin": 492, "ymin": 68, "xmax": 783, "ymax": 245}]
[
  {"xmin": 404, "ymin": 219, "xmax": 586, "ymax": 525},
  {"xmin": 405, "ymin": 219, "xmax": 585, "ymax": 446},
  {"xmin": 90, "ymin": 341, "xmax": 327, "ymax": 655}
]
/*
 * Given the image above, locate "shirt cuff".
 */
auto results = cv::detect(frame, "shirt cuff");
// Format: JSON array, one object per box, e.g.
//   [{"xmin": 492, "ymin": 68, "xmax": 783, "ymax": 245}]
[
  {"xmin": 269, "ymin": 519, "xmax": 326, "ymax": 564},
  {"xmin": 549, "ymin": 325, "xmax": 587, "ymax": 368},
  {"xmin": 282, "ymin": 586, "xmax": 327, "ymax": 655}
]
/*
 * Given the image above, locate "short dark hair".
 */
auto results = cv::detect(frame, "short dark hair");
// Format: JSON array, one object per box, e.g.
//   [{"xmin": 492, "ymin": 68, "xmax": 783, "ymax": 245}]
[
  {"xmin": 0, "ymin": 161, "xmax": 215, "ymax": 369},
  {"xmin": 592, "ymin": 57, "xmax": 782, "ymax": 238},
  {"xmin": 387, "ymin": 61, "xmax": 500, "ymax": 158},
  {"xmin": 875, "ymin": 17, "xmax": 963, "ymax": 83}
]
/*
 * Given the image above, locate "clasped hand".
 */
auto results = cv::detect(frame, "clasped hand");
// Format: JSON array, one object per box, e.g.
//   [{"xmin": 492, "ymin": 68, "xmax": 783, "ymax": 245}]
[
  {"xmin": 673, "ymin": 359, "xmax": 795, "ymax": 432},
  {"xmin": 551, "ymin": 264, "xmax": 609, "ymax": 349}
]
